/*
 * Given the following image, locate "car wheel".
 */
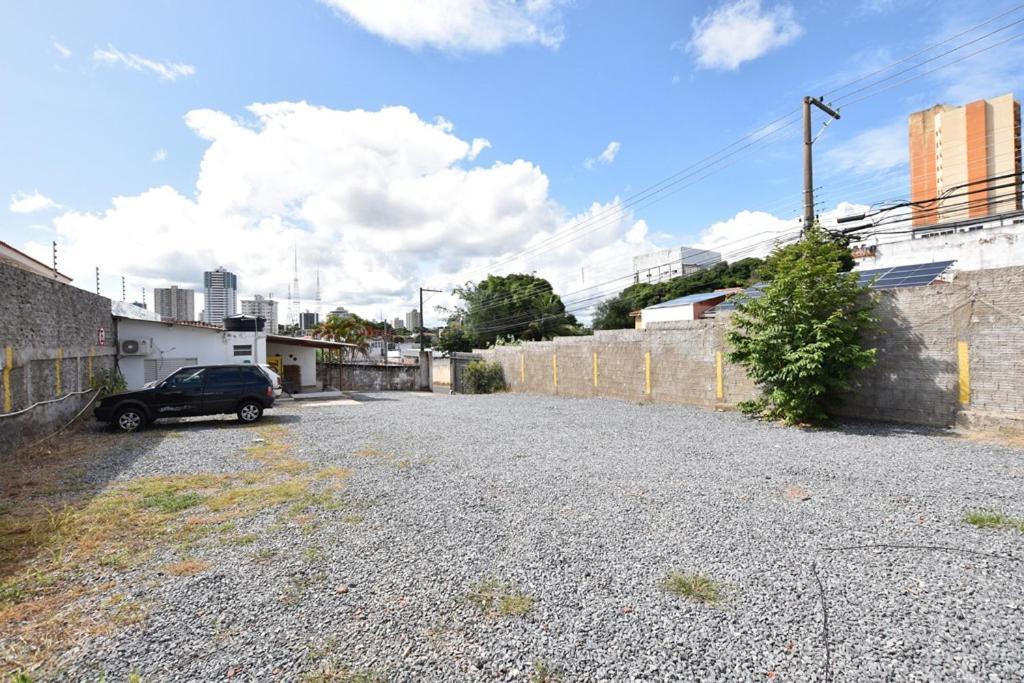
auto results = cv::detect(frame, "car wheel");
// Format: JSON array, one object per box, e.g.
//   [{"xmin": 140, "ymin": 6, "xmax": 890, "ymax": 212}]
[
  {"xmin": 115, "ymin": 406, "xmax": 146, "ymax": 432},
  {"xmin": 238, "ymin": 400, "xmax": 263, "ymax": 423}
]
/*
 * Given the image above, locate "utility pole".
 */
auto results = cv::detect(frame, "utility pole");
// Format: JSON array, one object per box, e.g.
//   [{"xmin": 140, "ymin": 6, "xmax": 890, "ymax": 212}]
[
  {"xmin": 419, "ymin": 287, "xmax": 442, "ymax": 353},
  {"xmin": 803, "ymin": 96, "xmax": 841, "ymax": 229}
]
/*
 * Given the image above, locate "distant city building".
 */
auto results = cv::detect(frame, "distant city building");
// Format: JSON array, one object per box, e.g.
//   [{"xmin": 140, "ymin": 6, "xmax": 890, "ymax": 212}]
[
  {"xmin": 405, "ymin": 309, "xmax": 421, "ymax": 331},
  {"xmin": 392, "ymin": 317, "xmax": 403, "ymax": 330},
  {"xmin": 632, "ymin": 247, "xmax": 722, "ymax": 284},
  {"xmin": 241, "ymin": 295, "xmax": 279, "ymax": 334},
  {"xmin": 909, "ymin": 93, "xmax": 1022, "ymax": 226},
  {"xmin": 299, "ymin": 311, "xmax": 320, "ymax": 332},
  {"xmin": 202, "ymin": 267, "xmax": 237, "ymax": 325},
  {"xmin": 154, "ymin": 285, "xmax": 195, "ymax": 321},
  {"xmin": 329, "ymin": 306, "xmax": 352, "ymax": 319}
]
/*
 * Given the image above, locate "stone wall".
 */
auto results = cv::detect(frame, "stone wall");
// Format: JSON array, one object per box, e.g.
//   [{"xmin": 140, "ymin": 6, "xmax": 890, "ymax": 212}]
[
  {"xmin": 318, "ymin": 362, "xmax": 421, "ymax": 392},
  {"xmin": 0, "ymin": 261, "xmax": 117, "ymax": 452},
  {"xmin": 481, "ymin": 266, "xmax": 1024, "ymax": 430}
]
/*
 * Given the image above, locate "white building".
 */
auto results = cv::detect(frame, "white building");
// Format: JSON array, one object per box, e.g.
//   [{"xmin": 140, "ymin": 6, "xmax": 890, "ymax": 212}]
[
  {"xmin": 114, "ymin": 317, "xmax": 267, "ymax": 389},
  {"xmin": 154, "ymin": 285, "xmax": 195, "ymax": 321},
  {"xmin": 632, "ymin": 246, "xmax": 722, "ymax": 284},
  {"xmin": 241, "ymin": 295, "xmax": 279, "ymax": 334},
  {"xmin": 113, "ymin": 314, "xmax": 351, "ymax": 392},
  {"xmin": 202, "ymin": 267, "xmax": 237, "ymax": 325},
  {"xmin": 405, "ymin": 309, "xmax": 421, "ymax": 331},
  {"xmin": 849, "ymin": 210, "xmax": 1024, "ymax": 272},
  {"xmin": 633, "ymin": 290, "xmax": 736, "ymax": 329}
]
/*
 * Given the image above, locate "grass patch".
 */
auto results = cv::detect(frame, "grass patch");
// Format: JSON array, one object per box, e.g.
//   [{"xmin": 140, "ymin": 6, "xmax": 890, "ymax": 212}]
[
  {"xmin": 664, "ymin": 572, "xmax": 723, "ymax": 604},
  {"xmin": 467, "ymin": 578, "xmax": 535, "ymax": 617},
  {"xmin": 164, "ymin": 559, "xmax": 211, "ymax": 576},
  {"xmin": 530, "ymin": 660, "xmax": 563, "ymax": 682},
  {"xmin": 965, "ymin": 509, "xmax": 1024, "ymax": 532},
  {"xmin": 353, "ymin": 448, "xmax": 389, "ymax": 458},
  {"xmin": 304, "ymin": 662, "xmax": 388, "ymax": 683},
  {"xmin": 0, "ymin": 421, "xmax": 352, "ymax": 676}
]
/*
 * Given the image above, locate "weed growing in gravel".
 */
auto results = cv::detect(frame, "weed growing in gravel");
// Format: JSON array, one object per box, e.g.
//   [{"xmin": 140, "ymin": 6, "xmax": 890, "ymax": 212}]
[
  {"xmin": 164, "ymin": 559, "xmax": 211, "ymax": 576},
  {"xmin": 230, "ymin": 533, "xmax": 258, "ymax": 546},
  {"xmin": 964, "ymin": 510, "xmax": 1024, "ymax": 532},
  {"xmin": 664, "ymin": 572, "xmax": 723, "ymax": 604},
  {"xmin": 467, "ymin": 578, "xmax": 535, "ymax": 617},
  {"xmin": 529, "ymin": 660, "xmax": 563, "ymax": 682},
  {"xmin": 353, "ymin": 447, "xmax": 390, "ymax": 458},
  {"xmin": 303, "ymin": 660, "xmax": 388, "ymax": 683}
]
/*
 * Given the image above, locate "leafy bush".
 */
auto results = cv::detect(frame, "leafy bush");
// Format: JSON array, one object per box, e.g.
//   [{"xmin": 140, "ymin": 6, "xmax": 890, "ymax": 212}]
[
  {"xmin": 89, "ymin": 369, "xmax": 127, "ymax": 397},
  {"xmin": 727, "ymin": 225, "xmax": 877, "ymax": 425},
  {"xmin": 462, "ymin": 360, "xmax": 506, "ymax": 394}
]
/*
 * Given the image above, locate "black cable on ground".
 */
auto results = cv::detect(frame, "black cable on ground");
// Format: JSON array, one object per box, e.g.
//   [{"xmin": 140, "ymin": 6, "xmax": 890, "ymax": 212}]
[
  {"xmin": 810, "ymin": 561, "xmax": 833, "ymax": 682},
  {"xmin": 823, "ymin": 543, "xmax": 1023, "ymax": 564}
]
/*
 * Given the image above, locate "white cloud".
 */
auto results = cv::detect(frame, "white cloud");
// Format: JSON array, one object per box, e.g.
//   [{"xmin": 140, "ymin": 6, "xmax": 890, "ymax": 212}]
[
  {"xmin": 584, "ymin": 140, "xmax": 621, "ymax": 169},
  {"xmin": 824, "ymin": 120, "xmax": 907, "ymax": 175},
  {"xmin": 26, "ymin": 102, "xmax": 656, "ymax": 326},
  {"xmin": 152, "ymin": 148, "xmax": 168, "ymax": 163},
  {"xmin": 52, "ymin": 39, "xmax": 72, "ymax": 58},
  {"xmin": 686, "ymin": 0, "xmax": 802, "ymax": 71},
  {"xmin": 320, "ymin": 0, "xmax": 566, "ymax": 52},
  {"xmin": 93, "ymin": 44, "xmax": 195, "ymax": 81},
  {"xmin": 9, "ymin": 191, "xmax": 61, "ymax": 214}
]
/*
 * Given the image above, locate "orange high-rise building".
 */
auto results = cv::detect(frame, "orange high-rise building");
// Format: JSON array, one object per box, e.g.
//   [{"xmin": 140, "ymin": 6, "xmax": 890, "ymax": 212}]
[{"xmin": 908, "ymin": 93, "xmax": 1021, "ymax": 226}]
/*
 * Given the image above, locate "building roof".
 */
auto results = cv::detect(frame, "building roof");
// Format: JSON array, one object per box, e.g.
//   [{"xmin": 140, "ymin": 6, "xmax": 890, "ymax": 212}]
[
  {"xmin": 266, "ymin": 334, "xmax": 356, "ymax": 350},
  {"xmin": 113, "ymin": 314, "xmax": 224, "ymax": 331},
  {"xmin": 644, "ymin": 291, "xmax": 729, "ymax": 310},
  {"xmin": 0, "ymin": 240, "xmax": 73, "ymax": 283},
  {"xmin": 707, "ymin": 260, "xmax": 956, "ymax": 316}
]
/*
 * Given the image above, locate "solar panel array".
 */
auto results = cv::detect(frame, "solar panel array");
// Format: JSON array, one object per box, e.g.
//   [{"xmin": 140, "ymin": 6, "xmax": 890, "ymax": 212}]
[
  {"xmin": 855, "ymin": 260, "xmax": 955, "ymax": 290},
  {"xmin": 706, "ymin": 261, "xmax": 955, "ymax": 315}
]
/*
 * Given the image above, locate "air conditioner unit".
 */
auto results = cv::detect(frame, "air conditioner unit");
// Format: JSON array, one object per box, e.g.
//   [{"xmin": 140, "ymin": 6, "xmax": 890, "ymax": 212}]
[{"xmin": 120, "ymin": 339, "xmax": 152, "ymax": 355}]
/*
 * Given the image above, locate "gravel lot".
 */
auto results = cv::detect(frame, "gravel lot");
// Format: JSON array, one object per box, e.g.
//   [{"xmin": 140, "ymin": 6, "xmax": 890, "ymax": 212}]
[{"xmin": 42, "ymin": 392, "xmax": 1024, "ymax": 681}]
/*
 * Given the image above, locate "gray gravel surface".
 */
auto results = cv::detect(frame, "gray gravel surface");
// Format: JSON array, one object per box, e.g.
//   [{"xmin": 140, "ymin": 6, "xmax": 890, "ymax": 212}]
[{"xmin": 54, "ymin": 392, "xmax": 1024, "ymax": 681}]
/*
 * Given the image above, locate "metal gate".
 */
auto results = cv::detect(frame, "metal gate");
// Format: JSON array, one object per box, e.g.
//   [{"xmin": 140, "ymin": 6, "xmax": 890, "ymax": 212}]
[
  {"xmin": 144, "ymin": 358, "xmax": 198, "ymax": 384},
  {"xmin": 450, "ymin": 352, "xmax": 482, "ymax": 393}
]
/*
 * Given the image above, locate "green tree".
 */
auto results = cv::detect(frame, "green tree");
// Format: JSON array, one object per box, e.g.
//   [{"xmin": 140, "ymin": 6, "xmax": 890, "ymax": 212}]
[
  {"xmin": 313, "ymin": 313, "xmax": 370, "ymax": 388},
  {"xmin": 726, "ymin": 225, "xmax": 877, "ymax": 425},
  {"xmin": 452, "ymin": 274, "xmax": 583, "ymax": 347},
  {"xmin": 592, "ymin": 258, "xmax": 764, "ymax": 330},
  {"xmin": 436, "ymin": 326, "xmax": 474, "ymax": 355}
]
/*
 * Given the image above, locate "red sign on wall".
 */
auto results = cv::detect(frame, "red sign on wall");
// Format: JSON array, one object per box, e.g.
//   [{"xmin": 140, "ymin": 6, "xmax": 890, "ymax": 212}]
[{"xmin": 97, "ymin": 327, "xmax": 106, "ymax": 346}]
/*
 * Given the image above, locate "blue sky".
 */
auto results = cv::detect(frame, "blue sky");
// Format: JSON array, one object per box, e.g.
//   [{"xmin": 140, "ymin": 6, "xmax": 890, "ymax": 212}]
[{"xmin": 2, "ymin": 0, "xmax": 1021, "ymax": 322}]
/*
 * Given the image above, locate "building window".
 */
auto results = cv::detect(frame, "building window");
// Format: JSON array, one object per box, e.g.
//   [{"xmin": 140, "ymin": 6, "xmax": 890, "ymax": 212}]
[{"xmin": 233, "ymin": 344, "xmax": 252, "ymax": 357}]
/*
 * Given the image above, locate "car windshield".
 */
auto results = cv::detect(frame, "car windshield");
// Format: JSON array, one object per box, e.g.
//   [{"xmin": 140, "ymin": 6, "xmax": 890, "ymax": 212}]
[{"xmin": 160, "ymin": 368, "xmax": 205, "ymax": 388}]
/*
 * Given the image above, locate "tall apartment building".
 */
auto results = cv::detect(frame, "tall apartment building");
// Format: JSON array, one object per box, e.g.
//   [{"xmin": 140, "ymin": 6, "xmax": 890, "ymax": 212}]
[
  {"xmin": 299, "ymin": 311, "xmax": 320, "ymax": 333},
  {"xmin": 153, "ymin": 285, "xmax": 195, "ymax": 321},
  {"xmin": 908, "ymin": 93, "xmax": 1022, "ymax": 226},
  {"xmin": 405, "ymin": 309, "xmax": 421, "ymax": 331},
  {"xmin": 201, "ymin": 267, "xmax": 237, "ymax": 325},
  {"xmin": 241, "ymin": 295, "xmax": 279, "ymax": 334}
]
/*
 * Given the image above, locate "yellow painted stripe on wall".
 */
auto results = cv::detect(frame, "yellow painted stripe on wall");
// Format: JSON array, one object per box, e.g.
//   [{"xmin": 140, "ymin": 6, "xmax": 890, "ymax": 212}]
[
  {"xmin": 644, "ymin": 351, "xmax": 651, "ymax": 395},
  {"xmin": 552, "ymin": 353, "xmax": 558, "ymax": 388},
  {"xmin": 957, "ymin": 341, "xmax": 970, "ymax": 405},
  {"xmin": 592, "ymin": 352, "xmax": 599, "ymax": 387},
  {"xmin": 716, "ymin": 351, "xmax": 724, "ymax": 400},
  {"xmin": 55, "ymin": 348, "xmax": 63, "ymax": 395},
  {"xmin": 520, "ymin": 352, "xmax": 525, "ymax": 384},
  {"xmin": 3, "ymin": 346, "xmax": 12, "ymax": 412}
]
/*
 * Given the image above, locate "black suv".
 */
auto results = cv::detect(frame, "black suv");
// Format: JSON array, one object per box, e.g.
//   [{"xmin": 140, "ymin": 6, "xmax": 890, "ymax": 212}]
[{"xmin": 95, "ymin": 364, "xmax": 276, "ymax": 432}]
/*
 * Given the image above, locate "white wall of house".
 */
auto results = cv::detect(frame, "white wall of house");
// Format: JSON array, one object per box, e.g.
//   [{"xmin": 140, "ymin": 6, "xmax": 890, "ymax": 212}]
[
  {"xmin": 853, "ymin": 218, "xmax": 1024, "ymax": 271},
  {"xmin": 266, "ymin": 342, "xmax": 317, "ymax": 388},
  {"xmin": 115, "ymin": 318, "xmax": 266, "ymax": 389},
  {"xmin": 638, "ymin": 304, "xmax": 696, "ymax": 329}
]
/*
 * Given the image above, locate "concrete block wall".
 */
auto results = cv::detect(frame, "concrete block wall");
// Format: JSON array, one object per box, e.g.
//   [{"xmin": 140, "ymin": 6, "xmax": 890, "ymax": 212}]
[
  {"xmin": 318, "ymin": 362, "xmax": 421, "ymax": 392},
  {"xmin": 0, "ymin": 261, "xmax": 117, "ymax": 453},
  {"xmin": 482, "ymin": 266, "xmax": 1024, "ymax": 430}
]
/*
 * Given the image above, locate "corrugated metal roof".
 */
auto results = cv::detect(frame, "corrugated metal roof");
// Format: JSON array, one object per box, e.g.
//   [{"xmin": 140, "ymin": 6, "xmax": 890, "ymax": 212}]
[{"xmin": 644, "ymin": 291, "xmax": 727, "ymax": 309}]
